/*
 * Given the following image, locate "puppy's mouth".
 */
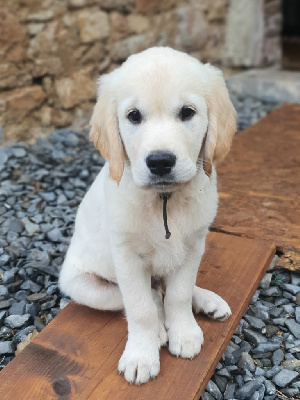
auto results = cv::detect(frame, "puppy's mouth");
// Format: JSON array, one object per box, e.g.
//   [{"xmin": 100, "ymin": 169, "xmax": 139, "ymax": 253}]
[
  {"xmin": 153, "ymin": 181, "xmax": 173, "ymax": 187},
  {"xmin": 147, "ymin": 180, "xmax": 178, "ymax": 191}
]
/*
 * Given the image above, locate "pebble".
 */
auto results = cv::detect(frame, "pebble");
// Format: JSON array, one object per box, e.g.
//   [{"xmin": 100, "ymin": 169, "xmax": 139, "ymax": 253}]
[
  {"xmin": 264, "ymin": 379, "xmax": 276, "ymax": 395},
  {"xmin": 283, "ymin": 292, "xmax": 296, "ymax": 302},
  {"xmin": 22, "ymin": 217, "xmax": 40, "ymax": 235},
  {"xmin": 259, "ymin": 273, "xmax": 272, "ymax": 289},
  {"xmin": 39, "ymin": 192, "xmax": 55, "ymax": 202},
  {"xmin": 0, "ymin": 327, "xmax": 12, "ymax": 340},
  {"xmin": 283, "ymin": 304, "xmax": 295, "ymax": 315},
  {"xmin": 282, "ymin": 359, "xmax": 300, "ymax": 370},
  {"xmin": 265, "ymin": 325, "xmax": 279, "ymax": 337},
  {"xmin": 9, "ymin": 301, "xmax": 26, "ymax": 316},
  {"xmin": 296, "ymin": 307, "xmax": 300, "ymax": 324},
  {"xmin": 285, "ymin": 319, "xmax": 300, "ymax": 339},
  {"xmin": 40, "ymin": 297, "xmax": 56, "ymax": 310},
  {"xmin": 0, "ymin": 310, "xmax": 6, "ymax": 325},
  {"xmin": 5, "ymin": 314, "xmax": 31, "ymax": 328},
  {"xmin": 60, "ymin": 298, "xmax": 71, "ymax": 309},
  {"xmin": 0, "ymin": 255, "xmax": 10, "ymax": 267},
  {"xmin": 280, "ymin": 283, "xmax": 300, "ymax": 295},
  {"xmin": 26, "ymin": 292, "xmax": 48, "ymax": 303},
  {"xmin": 0, "ymin": 300, "xmax": 11, "ymax": 310},
  {"xmin": 253, "ymin": 343, "xmax": 280, "ymax": 353},
  {"xmin": 250, "ymin": 391, "xmax": 260, "ymax": 400},
  {"xmin": 273, "ymin": 369, "xmax": 299, "ymax": 387},
  {"xmin": 0, "ymin": 285, "xmax": 9, "ymax": 300},
  {"xmin": 11, "ymin": 147, "xmax": 26, "ymax": 158},
  {"xmin": 272, "ymin": 317, "xmax": 286, "ymax": 326},
  {"xmin": 0, "ymin": 341, "xmax": 15, "ymax": 355},
  {"xmin": 201, "ymin": 393, "xmax": 214, "ymax": 400},
  {"xmin": 243, "ymin": 329, "xmax": 267, "ymax": 346},
  {"xmin": 291, "ymin": 275, "xmax": 300, "ymax": 286},
  {"xmin": 216, "ymin": 368, "xmax": 231, "ymax": 378},
  {"xmin": 20, "ymin": 280, "xmax": 41, "ymax": 293},
  {"xmin": 261, "ymin": 287, "xmax": 282, "ymax": 297},
  {"xmin": 2, "ymin": 268, "xmax": 16, "ymax": 283},
  {"xmin": 224, "ymin": 383, "xmax": 235, "ymax": 399},
  {"xmin": 272, "ymin": 349, "xmax": 284, "ymax": 366},
  {"xmin": 8, "ymin": 218, "xmax": 24, "ymax": 234},
  {"xmin": 282, "ymin": 387, "xmax": 300, "ymax": 397},
  {"xmin": 255, "ymin": 366, "xmax": 265, "ymax": 376},
  {"xmin": 244, "ymin": 315, "xmax": 266, "ymax": 331},
  {"xmin": 235, "ymin": 380, "xmax": 262, "ymax": 399},
  {"xmin": 253, "ymin": 308, "xmax": 269, "ymax": 321},
  {"xmin": 213, "ymin": 375, "xmax": 227, "ymax": 392},
  {"xmin": 238, "ymin": 352, "xmax": 256, "ymax": 372},
  {"xmin": 205, "ymin": 380, "xmax": 222, "ymax": 400},
  {"xmin": 47, "ymin": 228, "xmax": 62, "ymax": 242},
  {"xmin": 26, "ymin": 302, "xmax": 40, "ymax": 317},
  {"xmin": 33, "ymin": 316, "xmax": 45, "ymax": 331}
]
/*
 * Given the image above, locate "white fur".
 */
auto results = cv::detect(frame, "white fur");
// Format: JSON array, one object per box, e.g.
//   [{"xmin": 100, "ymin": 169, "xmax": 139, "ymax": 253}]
[{"xmin": 59, "ymin": 47, "xmax": 235, "ymax": 384}]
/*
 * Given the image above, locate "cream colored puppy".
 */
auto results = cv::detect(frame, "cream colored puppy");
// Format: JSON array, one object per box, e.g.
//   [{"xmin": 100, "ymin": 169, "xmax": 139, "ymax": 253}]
[{"xmin": 59, "ymin": 47, "xmax": 236, "ymax": 385}]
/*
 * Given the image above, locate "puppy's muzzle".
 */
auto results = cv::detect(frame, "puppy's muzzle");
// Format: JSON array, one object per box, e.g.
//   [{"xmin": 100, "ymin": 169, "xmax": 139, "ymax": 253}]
[{"xmin": 146, "ymin": 152, "xmax": 176, "ymax": 177}]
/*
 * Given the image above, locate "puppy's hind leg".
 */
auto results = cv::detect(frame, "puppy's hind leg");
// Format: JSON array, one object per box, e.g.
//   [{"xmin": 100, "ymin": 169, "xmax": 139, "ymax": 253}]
[
  {"xmin": 192, "ymin": 286, "xmax": 231, "ymax": 321},
  {"xmin": 59, "ymin": 267, "xmax": 124, "ymax": 311}
]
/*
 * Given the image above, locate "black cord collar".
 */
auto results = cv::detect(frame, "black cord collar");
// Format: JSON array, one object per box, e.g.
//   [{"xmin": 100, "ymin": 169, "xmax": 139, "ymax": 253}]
[{"xmin": 159, "ymin": 192, "xmax": 172, "ymax": 239}]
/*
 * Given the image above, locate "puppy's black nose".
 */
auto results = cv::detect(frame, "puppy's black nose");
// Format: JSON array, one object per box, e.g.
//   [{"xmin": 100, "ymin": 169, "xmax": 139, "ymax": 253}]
[{"xmin": 146, "ymin": 152, "xmax": 176, "ymax": 176}]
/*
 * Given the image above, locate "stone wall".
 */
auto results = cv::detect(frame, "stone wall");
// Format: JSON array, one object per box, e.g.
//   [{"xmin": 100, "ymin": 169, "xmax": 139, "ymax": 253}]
[
  {"xmin": 0, "ymin": 0, "xmax": 283, "ymax": 142},
  {"xmin": 0, "ymin": 0, "xmax": 229, "ymax": 142}
]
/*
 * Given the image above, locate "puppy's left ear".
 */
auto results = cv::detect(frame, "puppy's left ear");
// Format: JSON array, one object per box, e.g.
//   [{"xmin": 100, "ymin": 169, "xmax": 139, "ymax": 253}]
[
  {"xmin": 90, "ymin": 73, "xmax": 124, "ymax": 184},
  {"xmin": 203, "ymin": 65, "xmax": 237, "ymax": 176}
]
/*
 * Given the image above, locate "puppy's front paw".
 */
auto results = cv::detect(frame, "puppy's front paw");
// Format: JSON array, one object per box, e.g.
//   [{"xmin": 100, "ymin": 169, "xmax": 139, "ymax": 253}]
[
  {"xmin": 118, "ymin": 339, "xmax": 160, "ymax": 385},
  {"xmin": 167, "ymin": 318, "xmax": 203, "ymax": 359},
  {"xmin": 193, "ymin": 287, "xmax": 232, "ymax": 321}
]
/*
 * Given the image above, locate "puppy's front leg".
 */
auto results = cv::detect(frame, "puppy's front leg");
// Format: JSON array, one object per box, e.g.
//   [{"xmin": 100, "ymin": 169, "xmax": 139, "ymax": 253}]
[
  {"xmin": 114, "ymin": 251, "xmax": 160, "ymax": 384},
  {"xmin": 164, "ymin": 239, "xmax": 205, "ymax": 359}
]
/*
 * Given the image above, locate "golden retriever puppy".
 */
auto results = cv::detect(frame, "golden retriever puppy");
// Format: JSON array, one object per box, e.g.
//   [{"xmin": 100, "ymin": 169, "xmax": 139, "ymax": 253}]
[{"xmin": 59, "ymin": 47, "xmax": 236, "ymax": 384}]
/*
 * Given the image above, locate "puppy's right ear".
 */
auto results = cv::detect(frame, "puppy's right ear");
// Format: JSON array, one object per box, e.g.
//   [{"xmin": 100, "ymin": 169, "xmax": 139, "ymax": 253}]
[{"xmin": 90, "ymin": 74, "xmax": 124, "ymax": 184}]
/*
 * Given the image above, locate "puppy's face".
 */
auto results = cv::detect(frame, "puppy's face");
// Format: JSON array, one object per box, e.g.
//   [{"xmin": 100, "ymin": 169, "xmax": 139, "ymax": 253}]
[
  {"xmin": 90, "ymin": 48, "xmax": 236, "ymax": 187},
  {"xmin": 117, "ymin": 66, "xmax": 208, "ymax": 190}
]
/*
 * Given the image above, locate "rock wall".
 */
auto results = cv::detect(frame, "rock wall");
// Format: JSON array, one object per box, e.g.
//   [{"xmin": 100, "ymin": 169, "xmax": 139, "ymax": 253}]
[
  {"xmin": 0, "ymin": 0, "xmax": 229, "ymax": 142},
  {"xmin": 0, "ymin": 0, "xmax": 282, "ymax": 142}
]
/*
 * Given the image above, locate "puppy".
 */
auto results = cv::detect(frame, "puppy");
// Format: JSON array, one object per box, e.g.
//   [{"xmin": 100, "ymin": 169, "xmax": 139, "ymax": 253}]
[{"xmin": 59, "ymin": 47, "xmax": 236, "ymax": 385}]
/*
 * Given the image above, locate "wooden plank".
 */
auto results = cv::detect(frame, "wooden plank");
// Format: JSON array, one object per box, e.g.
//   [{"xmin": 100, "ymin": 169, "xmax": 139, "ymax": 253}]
[
  {"xmin": 0, "ymin": 233, "xmax": 275, "ymax": 400},
  {"xmin": 213, "ymin": 104, "xmax": 300, "ymax": 251}
]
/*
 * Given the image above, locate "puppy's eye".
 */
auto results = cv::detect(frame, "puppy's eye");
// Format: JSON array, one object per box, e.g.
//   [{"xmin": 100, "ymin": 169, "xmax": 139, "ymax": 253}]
[
  {"xmin": 128, "ymin": 109, "xmax": 142, "ymax": 124},
  {"xmin": 180, "ymin": 106, "xmax": 195, "ymax": 121}
]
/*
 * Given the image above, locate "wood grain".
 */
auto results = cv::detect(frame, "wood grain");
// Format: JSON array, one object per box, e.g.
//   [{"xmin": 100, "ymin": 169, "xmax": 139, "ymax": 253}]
[
  {"xmin": 213, "ymin": 104, "xmax": 300, "ymax": 251},
  {"xmin": 0, "ymin": 233, "xmax": 275, "ymax": 400}
]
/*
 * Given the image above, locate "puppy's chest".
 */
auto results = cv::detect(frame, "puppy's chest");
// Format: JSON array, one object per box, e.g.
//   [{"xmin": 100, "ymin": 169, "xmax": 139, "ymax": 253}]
[{"xmin": 132, "ymin": 197, "xmax": 208, "ymax": 275}]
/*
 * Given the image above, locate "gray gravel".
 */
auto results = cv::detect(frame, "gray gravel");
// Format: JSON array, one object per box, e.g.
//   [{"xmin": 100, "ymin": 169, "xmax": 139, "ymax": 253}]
[
  {"xmin": 228, "ymin": 94, "xmax": 281, "ymax": 131},
  {"xmin": 0, "ymin": 128, "xmax": 300, "ymax": 400},
  {"xmin": 0, "ymin": 129, "xmax": 104, "ymax": 368},
  {"xmin": 202, "ymin": 266, "xmax": 300, "ymax": 400}
]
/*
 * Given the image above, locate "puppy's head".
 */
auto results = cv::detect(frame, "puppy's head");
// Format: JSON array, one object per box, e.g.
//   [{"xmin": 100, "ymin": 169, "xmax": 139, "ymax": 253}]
[{"xmin": 90, "ymin": 47, "xmax": 236, "ymax": 188}]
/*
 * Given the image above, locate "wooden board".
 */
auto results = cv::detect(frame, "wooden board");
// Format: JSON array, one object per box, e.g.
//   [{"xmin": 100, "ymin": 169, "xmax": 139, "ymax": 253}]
[
  {"xmin": 0, "ymin": 233, "xmax": 275, "ymax": 400},
  {"xmin": 213, "ymin": 104, "xmax": 300, "ymax": 252}
]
